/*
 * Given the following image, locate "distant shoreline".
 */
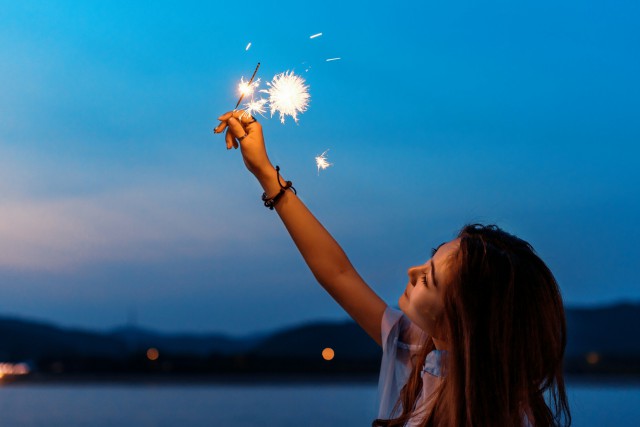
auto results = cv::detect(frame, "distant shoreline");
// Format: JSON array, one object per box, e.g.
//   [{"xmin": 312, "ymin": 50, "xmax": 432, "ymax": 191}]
[
  {"xmin": 2, "ymin": 372, "xmax": 379, "ymax": 386},
  {"xmin": 4, "ymin": 372, "xmax": 640, "ymax": 387}
]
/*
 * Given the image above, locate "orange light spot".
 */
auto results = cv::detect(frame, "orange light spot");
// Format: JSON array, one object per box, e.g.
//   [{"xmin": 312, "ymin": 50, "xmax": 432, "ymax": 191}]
[
  {"xmin": 322, "ymin": 347, "xmax": 335, "ymax": 361},
  {"xmin": 586, "ymin": 351, "xmax": 600, "ymax": 365},
  {"xmin": 147, "ymin": 348, "xmax": 160, "ymax": 361}
]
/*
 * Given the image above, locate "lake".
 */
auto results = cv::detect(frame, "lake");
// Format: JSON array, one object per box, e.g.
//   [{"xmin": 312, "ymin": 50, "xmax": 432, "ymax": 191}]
[{"xmin": 0, "ymin": 381, "xmax": 638, "ymax": 426}]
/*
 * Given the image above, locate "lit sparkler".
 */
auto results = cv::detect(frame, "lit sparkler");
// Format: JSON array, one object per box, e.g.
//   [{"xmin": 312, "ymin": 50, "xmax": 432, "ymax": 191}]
[
  {"xmin": 263, "ymin": 71, "xmax": 310, "ymax": 124},
  {"xmin": 234, "ymin": 62, "xmax": 261, "ymax": 110},
  {"xmin": 315, "ymin": 150, "xmax": 332, "ymax": 174},
  {"xmin": 214, "ymin": 63, "xmax": 261, "ymax": 134}
]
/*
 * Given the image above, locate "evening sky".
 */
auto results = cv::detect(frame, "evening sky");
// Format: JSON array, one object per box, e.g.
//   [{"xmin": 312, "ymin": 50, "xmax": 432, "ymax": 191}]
[{"xmin": 1, "ymin": 0, "xmax": 638, "ymax": 334}]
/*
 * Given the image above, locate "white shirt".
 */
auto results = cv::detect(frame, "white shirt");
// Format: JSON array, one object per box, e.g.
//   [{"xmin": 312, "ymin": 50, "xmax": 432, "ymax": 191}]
[
  {"xmin": 377, "ymin": 307, "xmax": 445, "ymax": 426},
  {"xmin": 376, "ymin": 307, "xmax": 534, "ymax": 427}
]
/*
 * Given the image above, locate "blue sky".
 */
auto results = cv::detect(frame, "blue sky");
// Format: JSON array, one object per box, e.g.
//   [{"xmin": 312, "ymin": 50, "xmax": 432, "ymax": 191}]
[{"xmin": 1, "ymin": 0, "xmax": 638, "ymax": 335}]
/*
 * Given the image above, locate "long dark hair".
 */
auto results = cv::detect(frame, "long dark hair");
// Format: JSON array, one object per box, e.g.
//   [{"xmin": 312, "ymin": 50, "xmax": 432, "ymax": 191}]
[{"xmin": 373, "ymin": 224, "xmax": 571, "ymax": 426}]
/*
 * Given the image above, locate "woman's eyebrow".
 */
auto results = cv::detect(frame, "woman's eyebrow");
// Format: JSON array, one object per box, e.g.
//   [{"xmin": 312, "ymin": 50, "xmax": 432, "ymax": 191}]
[{"xmin": 431, "ymin": 242, "xmax": 446, "ymax": 257}]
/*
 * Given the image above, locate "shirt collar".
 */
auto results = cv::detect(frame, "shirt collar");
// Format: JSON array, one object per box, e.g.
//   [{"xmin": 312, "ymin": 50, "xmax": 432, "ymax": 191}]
[{"xmin": 422, "ymin": 349, "xmax": 448, "ymax": 378}]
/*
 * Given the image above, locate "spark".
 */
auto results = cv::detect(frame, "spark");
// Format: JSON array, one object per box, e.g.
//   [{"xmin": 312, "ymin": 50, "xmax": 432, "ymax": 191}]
[
  {"xmin": 310, "ymin": 33, "xmax": 323, "ymax": 39},
  {"xmin": 245, "ymin": 42, "xmax": 252, "ymax": 51},
  {"xmin": 326, "ymin": 57, "xmax": 341, "ymax": 62},
  {"xmin": 238, "ymin": 76, "xmax": 261, "ymax": 98},
  {"xmin": 315, "ymin": 150, "xmax": 332, "ymax": 174},
  {"xmin": 262, "ymin": 71, "xmax": 310, "ymax": 124},
  {"xmin": 243, "ymin": 97, "xmax": 268, "ymax": 118}
]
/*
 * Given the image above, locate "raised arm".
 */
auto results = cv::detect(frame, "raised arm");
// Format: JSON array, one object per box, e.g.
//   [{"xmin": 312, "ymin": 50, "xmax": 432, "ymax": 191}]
[{"xmin": 215, "ymin": 111, "xmax": 387, "ymax": 345}]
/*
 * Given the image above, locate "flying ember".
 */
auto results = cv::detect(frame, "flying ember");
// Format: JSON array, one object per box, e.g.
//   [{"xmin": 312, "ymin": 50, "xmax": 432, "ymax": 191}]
[{"xmin": 315, "ymin": 150, "xmax": 332, "ymax": 174}]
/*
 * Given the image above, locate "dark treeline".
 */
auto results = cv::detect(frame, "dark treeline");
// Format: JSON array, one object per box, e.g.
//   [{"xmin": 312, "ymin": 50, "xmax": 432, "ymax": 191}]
[{"xmin": 1, "ymin": 303, "xmax": 639, "ymax": 379}]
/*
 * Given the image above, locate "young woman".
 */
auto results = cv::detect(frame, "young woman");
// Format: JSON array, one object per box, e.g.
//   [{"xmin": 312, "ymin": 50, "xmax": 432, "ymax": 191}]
[{"xmin": 214, "ymin": 111, "xmax": 571, "ymax": 427}]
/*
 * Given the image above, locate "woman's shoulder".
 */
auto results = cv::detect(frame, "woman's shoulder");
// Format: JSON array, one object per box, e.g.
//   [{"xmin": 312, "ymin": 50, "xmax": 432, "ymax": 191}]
[{"xmin": 381, "ymin": 307, "xmax": 427, "ymax": 351}]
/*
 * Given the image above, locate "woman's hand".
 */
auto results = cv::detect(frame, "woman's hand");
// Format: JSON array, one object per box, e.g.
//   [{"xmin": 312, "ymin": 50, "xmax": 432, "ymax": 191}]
[{"xmin": 214, "ymin": 111, "xmax": 273, "ymax": 179}]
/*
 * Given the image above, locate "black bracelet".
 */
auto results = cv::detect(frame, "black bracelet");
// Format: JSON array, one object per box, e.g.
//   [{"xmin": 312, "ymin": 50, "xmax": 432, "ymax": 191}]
[{"xmin": 261, "ymin": 166, "xmax": 296, "ymax": 210}]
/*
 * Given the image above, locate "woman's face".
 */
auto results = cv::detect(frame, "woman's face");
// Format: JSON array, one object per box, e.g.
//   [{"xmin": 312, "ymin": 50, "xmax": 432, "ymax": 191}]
[{"xmin": 398, "ymin": 239, "xmax": 460, "ymax": 339}]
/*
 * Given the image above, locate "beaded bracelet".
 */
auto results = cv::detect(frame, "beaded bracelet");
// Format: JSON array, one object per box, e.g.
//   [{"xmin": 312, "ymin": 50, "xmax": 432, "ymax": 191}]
[{"xmin": 261, "ymin": 166, "xmax": 296, "ymax": 210}]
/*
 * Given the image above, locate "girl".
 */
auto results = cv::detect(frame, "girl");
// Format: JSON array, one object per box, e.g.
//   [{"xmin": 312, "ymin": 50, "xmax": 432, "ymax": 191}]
[{"xmin": 214, "ymin": 111, "xmax": 571, "ymax": 427}]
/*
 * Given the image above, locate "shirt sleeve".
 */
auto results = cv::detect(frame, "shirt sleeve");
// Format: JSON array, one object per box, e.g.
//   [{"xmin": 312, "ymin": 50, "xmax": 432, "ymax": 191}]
[{"xmin": 377, "ymin": 306, "xmax": 426, "ymax": 419}]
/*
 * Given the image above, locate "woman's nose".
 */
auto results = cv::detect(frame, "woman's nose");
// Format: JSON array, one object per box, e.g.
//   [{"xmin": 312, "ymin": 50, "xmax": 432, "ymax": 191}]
[{"xmin": 407, "ymin": 266, "xmax": 420, "ymax": 285}]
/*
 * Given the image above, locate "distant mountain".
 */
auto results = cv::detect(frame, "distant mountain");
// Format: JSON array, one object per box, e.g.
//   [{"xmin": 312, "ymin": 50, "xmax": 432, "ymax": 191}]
[
  {"xmin": 0, "ymin": 317, "xmax": 126, "ymax": 361},
  {"xmin": 565, "ymin": 303, "xmax": 640, "ymax": 357},
  {"xmin": 109, "ymin": 326, "xmax": 258, "ymax": 356},
  {"xmin": 0, "ymin": 303, "xmax": 639, "ymax": 376},
  {"xmin": 250, "ymin": 321, "xmax": 379, "ymax": 360}
]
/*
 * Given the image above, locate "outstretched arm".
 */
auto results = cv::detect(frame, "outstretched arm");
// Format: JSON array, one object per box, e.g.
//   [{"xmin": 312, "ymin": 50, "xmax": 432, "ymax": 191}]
[{"xmin": 215, "ymin": 111, "xmax": 387, "ymax": 345}]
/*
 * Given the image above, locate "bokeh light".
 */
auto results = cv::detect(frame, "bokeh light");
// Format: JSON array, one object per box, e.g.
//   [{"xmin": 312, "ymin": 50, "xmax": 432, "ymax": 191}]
[
  {"xmin": 147, "ymin": 348, "xmax": 160, "ymax": 361},
  {"xmin": 322, "ymin": 347, "xmax": 335, "ymax": 361}
]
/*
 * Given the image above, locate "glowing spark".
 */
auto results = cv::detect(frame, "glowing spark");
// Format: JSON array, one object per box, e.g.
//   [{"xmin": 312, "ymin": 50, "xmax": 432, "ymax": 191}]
[
  {"xmin": 245, "ymin": 42, "xmax": 252, "ymax": 51},
  {"xmin": 310, "ymin": 33, "xmax": 323, "ymax": 39},
  {"xmin": 315, "ymin": 150, "xmax": 332, "ymax": 174},
  {"xmin": 238, "ymin": 77, "xmax": 261, "ymax": 98},
  {"xmin": 263, "ymin": 71, "xmax": 310, "ymax": 124},
  {"xmin": 243, "ymin": 97, "xmax": 268, "ymax": 118},
  {"xmin": 326, "ymin": 57, "xmax": 341, "ymax": 62}
]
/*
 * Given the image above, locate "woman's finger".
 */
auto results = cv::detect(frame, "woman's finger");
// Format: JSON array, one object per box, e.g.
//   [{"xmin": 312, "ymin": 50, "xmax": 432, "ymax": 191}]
[
  {"xmin": 231, "ymin": 130, "xmax": 239, "ymax": 149},
  {"xmin": 213, "ymin": 122, "xmax": 227, "ymax": 134},
  {"xmin": 218, "ymin": 111, "xmax": 234, "ymax": 121},
  {"xmin": 225, "ymin": 128, "xmax": 236, "ymax": 150},
  {"xmin": 214, "ymin": 111, "xmax": 236, "ymax": 134},
  {"xmin": 215, "ymin": 111, "xmax": 261, "ymax": 148},
  {"xmin": 227, "ymin": 117, "xmax": 248, "ymax": 140}
]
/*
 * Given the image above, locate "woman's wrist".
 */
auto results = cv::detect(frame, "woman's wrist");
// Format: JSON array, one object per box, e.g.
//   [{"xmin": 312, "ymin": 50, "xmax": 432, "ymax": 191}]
[
  {"xmin": 254, "ymin": 165, "xmax": 281, "ymax": 193},
  {"xmin": 255, "ymin": 165, "xmax": 296, "ymax": 209}
]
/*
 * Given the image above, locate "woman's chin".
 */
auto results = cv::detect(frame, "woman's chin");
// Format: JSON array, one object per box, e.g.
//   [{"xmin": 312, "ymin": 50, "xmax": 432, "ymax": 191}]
[{"xmin": 398, "ymin": 294, "xmax": 406, "ymax": 311}]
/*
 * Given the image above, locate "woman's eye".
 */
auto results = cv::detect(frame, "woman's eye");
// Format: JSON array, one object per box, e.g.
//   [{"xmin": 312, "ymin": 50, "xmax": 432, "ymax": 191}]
[{"xmin": 421, "ymin": 275, "xmax": 429, "ymax": 287}]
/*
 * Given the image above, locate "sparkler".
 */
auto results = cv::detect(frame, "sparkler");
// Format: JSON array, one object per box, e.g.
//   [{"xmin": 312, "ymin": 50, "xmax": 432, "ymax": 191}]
[
  {"xmin": 215, "ymin": 63, "xmax": 312, "ymax": 137},
  {"xmin": 234, "ymin": 62, "xmax": 261, "ymax": 110},
  {"xmin": 213, "ymin": 62, "xmax": 261, "ymax": 134},
  {"xmin": 263, "ymin": 71, "xmax": 310, "ymax": 124},
  {"xmin": 315, "ymin": 150, "xmax": 332, "ymax": 174}
]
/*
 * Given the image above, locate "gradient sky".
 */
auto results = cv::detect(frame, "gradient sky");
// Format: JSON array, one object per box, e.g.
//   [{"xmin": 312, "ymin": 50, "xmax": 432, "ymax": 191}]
[{"xmin": 1, "ymin": 0, "xmax": 638, "ymax": 335}]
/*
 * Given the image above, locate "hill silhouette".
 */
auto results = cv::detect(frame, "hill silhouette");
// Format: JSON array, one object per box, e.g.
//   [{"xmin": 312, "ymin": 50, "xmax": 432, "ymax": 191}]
[{"xmin": 0, "ymin": 303, "xmax": 638, "ymax": 378}]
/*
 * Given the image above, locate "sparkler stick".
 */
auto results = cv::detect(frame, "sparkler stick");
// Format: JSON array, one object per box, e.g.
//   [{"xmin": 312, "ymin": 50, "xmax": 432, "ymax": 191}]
[
  {"xmin": 214, "ymin": 62, "xmax": 261, "ymax": 134},
  {"xmin": 234, "ymin": 62, "xmax": 261, "ymax": 110}
]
